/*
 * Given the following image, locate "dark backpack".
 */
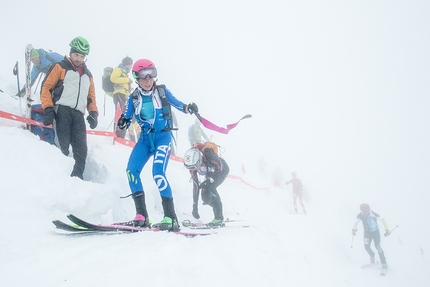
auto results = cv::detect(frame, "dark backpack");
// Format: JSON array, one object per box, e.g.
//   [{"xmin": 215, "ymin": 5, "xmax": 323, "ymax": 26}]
[
  {"xmin": 102, "ymin": 67, "xmax": 114, "ymax": 94},
  {"xmin": 30, "ymin": 104, "xmax": 55, "ymax": 144}
]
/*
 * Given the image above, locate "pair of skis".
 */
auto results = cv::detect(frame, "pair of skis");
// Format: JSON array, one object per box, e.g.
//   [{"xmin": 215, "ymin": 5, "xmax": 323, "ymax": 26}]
[
  {"xmin": 181, "ymin": 219, "xmax": 250, "ymax": 229},
  {"xmin": 360, "ymin": 261, "xmax": 388, "ymax": 276},
  {"xmin": 53, "ymin": 214, "xmax": 212, "ymax": 237}
]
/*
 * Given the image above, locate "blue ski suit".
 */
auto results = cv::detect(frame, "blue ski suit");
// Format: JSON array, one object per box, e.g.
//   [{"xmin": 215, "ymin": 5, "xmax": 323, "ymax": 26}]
[{"xmin": 123, "ymin": 85, "xmax": 188, "ymax": 198}]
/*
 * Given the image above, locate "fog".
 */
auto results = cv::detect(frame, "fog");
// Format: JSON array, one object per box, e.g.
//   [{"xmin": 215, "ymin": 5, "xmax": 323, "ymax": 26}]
[{"xmin": 1, "ymin": 0, "xmax": 430, "ymax": 215}]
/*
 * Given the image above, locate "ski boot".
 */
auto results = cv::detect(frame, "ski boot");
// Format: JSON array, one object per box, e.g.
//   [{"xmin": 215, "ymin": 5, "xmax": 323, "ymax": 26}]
[
  {"xmin": 154, "ymin": 216, "xmax": 180, "ymax": 231},
  {"xmin": 152, "ymin": 196, "xmax": 180, "ymax": 231},
  {"xmin": 207, "ymin": 218, "xmax": 225, "ymax": 227}
]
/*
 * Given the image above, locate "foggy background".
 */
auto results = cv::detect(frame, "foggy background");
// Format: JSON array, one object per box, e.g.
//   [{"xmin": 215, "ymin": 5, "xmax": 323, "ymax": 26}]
[{"xmin": 1, "ymin": 0, "xmax": 430, "ymax": 216}]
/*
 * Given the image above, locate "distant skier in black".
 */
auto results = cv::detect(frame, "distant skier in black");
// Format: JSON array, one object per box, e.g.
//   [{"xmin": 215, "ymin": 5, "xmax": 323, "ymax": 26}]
[{"xmin": 352, "ymin": 203, "xmax": 390, "ymax": 269}]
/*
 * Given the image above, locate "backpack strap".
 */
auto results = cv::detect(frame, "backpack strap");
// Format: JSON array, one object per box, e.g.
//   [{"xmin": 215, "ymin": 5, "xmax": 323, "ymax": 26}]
[
  {"xmin": 131, "ymin": 88, "xmax": 140, "ymax": 110},
  {"xmin": 156, "ymin": 84, "xmax": 177, "ymax": 131}
]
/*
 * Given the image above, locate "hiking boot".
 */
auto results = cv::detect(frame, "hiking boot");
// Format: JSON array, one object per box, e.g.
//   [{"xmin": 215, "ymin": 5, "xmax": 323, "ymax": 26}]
[
  {"xmin": 154, "ymin": 216, "xmax": 180, "ymax": 231},
  {"xmin": 381, "ymin": 263, "xmax": 388, "ymax": 269},
  {"xmin": 207, "ymin": 218, "xmax": 224, "ymax": 227},
  {"xmin": 370, "ymin": 256, "xmax": 375, "ymax": 263},
  {"xmin": 294, "ymin": 207, "xmax": 298, "ymax": 214},
  {"xmin": 303, "ymin": 209, "xmax": 307, "ymax": 215}
]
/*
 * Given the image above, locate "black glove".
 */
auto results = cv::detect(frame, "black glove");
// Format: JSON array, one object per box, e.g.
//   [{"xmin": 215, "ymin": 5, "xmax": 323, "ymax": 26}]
[
  {"xmin": 351, "ymin": 229, "xmax": 357, "ymax": 236},
  {"xmin": 15, "ymin": 89, "xmax": 26, "ymax": 98},
  {"xmin": 384, "ymin": 230, "xmax": 391, "ymax": 237},
  {"xmin": 86, "ymin": 111, "xmax": 98, "ymax": 129},
  {"xmin": 43, "ymin": 107, "xmax": 55, "ymax": 126},
  {"xmin": 199, "ymin": 177, "xmax": 213, "ymax": 189},
  {"xmin": 117, "ymin": 114, "xmax": 131, "ymax": 130},
  {"xmin": 192, "ymin": 203, "xmax": 200, "ymax": 219},
  {"xmin": 186, "ymin": 102, "xmax": 198, "ymax": 115}
]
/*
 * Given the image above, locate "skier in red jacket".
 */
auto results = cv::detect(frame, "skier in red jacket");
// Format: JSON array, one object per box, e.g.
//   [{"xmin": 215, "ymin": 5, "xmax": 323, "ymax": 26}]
[{"xmin": 286, "ymin": 172, "xmax": 306, "ymax": 214}]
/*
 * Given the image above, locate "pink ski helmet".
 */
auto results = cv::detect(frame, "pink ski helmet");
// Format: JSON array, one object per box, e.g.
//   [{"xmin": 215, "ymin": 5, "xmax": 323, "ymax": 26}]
[{"xmin": 132, "ymin": 59, "xmax": 157, "ymax": 79}]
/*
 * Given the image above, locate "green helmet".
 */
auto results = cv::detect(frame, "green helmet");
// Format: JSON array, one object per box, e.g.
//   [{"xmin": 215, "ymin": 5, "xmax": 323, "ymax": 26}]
[{"xmin": 69, "ymin": 36, "xmax": 90, "ymax": 55}]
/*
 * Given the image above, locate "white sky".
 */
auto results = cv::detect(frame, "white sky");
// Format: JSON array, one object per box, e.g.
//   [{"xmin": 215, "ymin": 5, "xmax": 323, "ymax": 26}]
[{"xmin": 1, "ymin": 0, "xmax": 430, "ymax": 211}]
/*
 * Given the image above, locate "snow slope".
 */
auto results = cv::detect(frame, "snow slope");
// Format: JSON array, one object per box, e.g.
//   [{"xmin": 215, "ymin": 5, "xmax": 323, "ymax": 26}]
[{"xmin": 0, "ymin": 79, "xmax": 429, "ymax": 287}]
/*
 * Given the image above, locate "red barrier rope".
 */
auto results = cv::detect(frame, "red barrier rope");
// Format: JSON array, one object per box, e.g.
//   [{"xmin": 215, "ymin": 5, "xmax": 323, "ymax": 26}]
[{"xmin": 0, "ymin": 109, "xmax": 269, "ymax": 191}]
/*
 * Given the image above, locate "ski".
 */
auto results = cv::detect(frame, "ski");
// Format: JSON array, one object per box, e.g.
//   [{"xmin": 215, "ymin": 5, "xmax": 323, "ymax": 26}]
[
  {"xmin": 360, "ymin": 261, "xmax": 379, "ymax": 269},
  {"xmin": 181, "ymin": 219, "xmax": 250, "ymax": 229},
  {"xmin": 24, "ymin": 44, "xmax": 33, "ymax": 129},
  {"xmin": 52, "ymin": 220, "xmax": 94, "ymax": 233},
  {"xmin": 62, "ymin": 214, "xmax": 212, "ymax": 237}
]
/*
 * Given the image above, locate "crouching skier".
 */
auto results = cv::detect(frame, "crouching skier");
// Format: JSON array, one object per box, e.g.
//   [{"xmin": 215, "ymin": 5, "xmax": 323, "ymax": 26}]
[
  {"xmin": 117, "ymin": 59, "xmax": 199, "ymax": 231},
  {"xmin": 183, "ymin": 143, "xmax": 230, "ymax": 227}
]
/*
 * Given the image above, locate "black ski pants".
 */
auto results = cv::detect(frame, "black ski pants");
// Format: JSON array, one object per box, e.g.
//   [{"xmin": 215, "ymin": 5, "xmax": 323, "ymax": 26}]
[
  {"xmin": 363, "ymin": 230, "xmax": 387, "ymax": 264},
  {"xmin": 54, "ymin": 105, "xmax": 87, "ymax": 179},
  {"xmin": 113, "ymin": 93, "xmax": 127, "ymax": 138},
  {"xmin": 201, "ymin": 158, "xmax": 230, "ymax": 220}
]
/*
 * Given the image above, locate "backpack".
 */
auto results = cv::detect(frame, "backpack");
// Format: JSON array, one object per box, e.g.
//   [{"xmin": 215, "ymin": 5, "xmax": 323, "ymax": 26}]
[
  {"xmin": 199, "ymin": 141, "xmax": 219, "ymax": 155},
  {"xmin": 102, "ymin": 67, "xmax": 114, "ymax": 94},
  {"xmin": 130, "ymin": 84, "xmax": 177, "ymax": 131},
  {"xmin": 30, "ymin": 104, "xmax": 55, "ymax": 144}
]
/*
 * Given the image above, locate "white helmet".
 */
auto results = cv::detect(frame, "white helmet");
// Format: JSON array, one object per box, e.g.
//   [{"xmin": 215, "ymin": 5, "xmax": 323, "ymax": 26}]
[{"xmin": 184, "ymin": 148, "xmax": 203, "ymax": 170}]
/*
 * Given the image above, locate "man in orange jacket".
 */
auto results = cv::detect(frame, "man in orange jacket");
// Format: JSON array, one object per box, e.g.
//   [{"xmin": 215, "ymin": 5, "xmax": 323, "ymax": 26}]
[{"xmin": 40, "ymin": 36, "xmax": 98, "ymax": 180}]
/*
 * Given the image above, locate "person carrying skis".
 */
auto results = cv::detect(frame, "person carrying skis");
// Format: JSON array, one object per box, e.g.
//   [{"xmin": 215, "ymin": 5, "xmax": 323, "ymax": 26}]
[
  {"xmin": 16, "ymin": 47, "xmax": 63, "ymax": 98},
  {"xmin": 352, "ymin": 203, "xmax": 391, "ymax": 269},
  {"xmin": 117, "ymin": 58, "xmax": 198, "ymax": 231},
  {"xmin": 40, "ymin": 36, "xmax": 99, "ymax": 180},
  {"xmin": 285, "ymin": 172, "xmax": 306, "ymax": 214},
  {"xmin": 188, "ymin": 118, "xmax": 209, "ymax": 146},
  {"xmin": 183, "ymin": 143, "xmax": 230, "ymax": 226},
  {"xmin": 110, "ymin": 56, "xmax": 133, "ymax": 139}
]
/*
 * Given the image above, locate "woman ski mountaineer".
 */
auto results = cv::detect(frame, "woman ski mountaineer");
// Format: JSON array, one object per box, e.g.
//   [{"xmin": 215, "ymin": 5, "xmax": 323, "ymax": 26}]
[{"xmin": 117, "ymin": 59, "xmax": 198, "ymax": 231}]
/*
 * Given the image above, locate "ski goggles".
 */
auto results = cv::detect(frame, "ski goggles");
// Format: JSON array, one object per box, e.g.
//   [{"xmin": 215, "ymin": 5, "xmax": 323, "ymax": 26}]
[{"xmin": 134, "ymin": 68, "xmax": 157, "ymax": 79}]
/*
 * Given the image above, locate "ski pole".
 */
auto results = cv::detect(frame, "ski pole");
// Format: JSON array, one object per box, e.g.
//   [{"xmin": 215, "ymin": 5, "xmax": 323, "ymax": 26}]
[
  {"xmin": 103, "ymin": 93, "xmax": 106, "ymax": 116},
  {"xmin": 390, "ymin": 225, "xmax": 399, "ymax": 234},
  {"xmin": 107, "ymin": 116, "xmax": 115, "ymax": 130},
  {"xmin": 33, "ymin": 73, "xmax": 43, "ymax": 95},
  {"xmin": 350, "ymin": 235, "xmax": 355, "ymax": 248},
  {"xmin": 13, "ymin": 61, "xmax": 23, "ymax": 115}
]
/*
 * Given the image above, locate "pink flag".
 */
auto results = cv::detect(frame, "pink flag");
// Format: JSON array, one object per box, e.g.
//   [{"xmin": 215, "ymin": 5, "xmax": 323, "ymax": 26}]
[
  {"xmin": 197, "ymin": 114, "xmax": 252, "ymax": 134},
  {"xmin": 241, "ymin": 163, "xmax": 246, "ymax": 174}
]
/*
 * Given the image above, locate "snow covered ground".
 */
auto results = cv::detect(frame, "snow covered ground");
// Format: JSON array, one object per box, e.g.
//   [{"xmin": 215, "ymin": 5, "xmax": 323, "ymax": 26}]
[
  {"xmin": 1, "ymin": 1, "xmax": 430, "ymax": 285},
  {"xmin": 0, "ymin": 79, "xmax": 429, "ymax": 287}
]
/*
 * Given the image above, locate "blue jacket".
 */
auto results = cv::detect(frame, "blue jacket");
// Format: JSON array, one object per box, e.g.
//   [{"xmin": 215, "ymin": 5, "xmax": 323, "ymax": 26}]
[
  {"xmin": 124, "ymin": 85, "xmax": 187, "ymax": 132},
  {"xmin": 27, "ymin": 49, "xmax": 63, "ymax": 88}
]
